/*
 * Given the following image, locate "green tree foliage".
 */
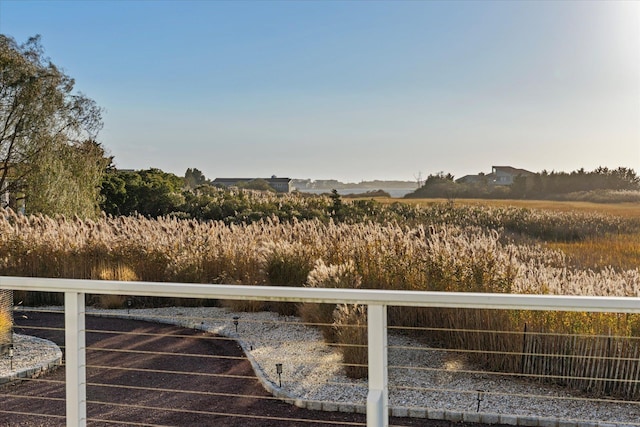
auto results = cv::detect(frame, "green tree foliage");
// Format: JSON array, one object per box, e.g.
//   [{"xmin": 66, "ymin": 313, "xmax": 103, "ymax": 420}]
[
  {"xmin": 406, "ymin": 172, "xmax": 463, "ymax": 198},
  {"xmin": 100, "ymin": 171, "xmax": 128, "ymax": 216},
  {"xmin": 100, "ymin": 169, "xmax": 185, "ymax": 217},
  {"xmin": 329, "ymin": 189, "xmax": 344, "ymax": 221},
  {"xmin": 184, "ymin": 168, "xmax": 208, "ymax": 189},
  {"xmin": 26, "ymin": 139, "xmax": 110, "ymax": 217},
  {"xmin": 0, "ymin": 35, "xmax": 104, "ymax": 215}
]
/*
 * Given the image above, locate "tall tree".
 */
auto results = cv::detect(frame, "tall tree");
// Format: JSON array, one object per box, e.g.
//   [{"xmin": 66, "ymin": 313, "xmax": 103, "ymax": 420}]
[
  {"xmin": 184, "ymin": 167, "xmax": 207, "ymax": 189},
  {"xmin": 0, "ymin": 35, "xmax": 103, "ymax": 215},
  {"xmin": 25, "ymin": 139, "xmax": 110, "ymax": 217}
]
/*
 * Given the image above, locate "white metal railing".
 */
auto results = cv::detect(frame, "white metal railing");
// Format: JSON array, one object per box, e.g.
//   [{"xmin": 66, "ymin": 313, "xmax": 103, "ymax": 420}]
[{"xmin": 2, "ymin": 276, "xmax": 640, "ymax": 427}]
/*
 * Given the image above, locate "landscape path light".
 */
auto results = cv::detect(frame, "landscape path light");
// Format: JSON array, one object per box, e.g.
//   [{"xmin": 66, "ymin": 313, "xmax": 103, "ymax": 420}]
[
  {"xmin": 9, "ymin": 344, "xmax": 14, "ymax": 371},
  {"xmin": 476, "ymin": 389, "xmax": 484, "ymax": 412},
  {"xmin": 276, "ymin": 363, "xmax": 283, "ymax": 387},
  {"xmin": 233, "ymin": 316, "xmax": 239, "ymax": 333}
]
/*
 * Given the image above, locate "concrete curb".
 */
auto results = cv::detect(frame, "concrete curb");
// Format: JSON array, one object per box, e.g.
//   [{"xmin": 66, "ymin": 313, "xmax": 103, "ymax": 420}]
[{"xmin": 0, "ymin": 357, "xmax": 62, "ymax": 386}]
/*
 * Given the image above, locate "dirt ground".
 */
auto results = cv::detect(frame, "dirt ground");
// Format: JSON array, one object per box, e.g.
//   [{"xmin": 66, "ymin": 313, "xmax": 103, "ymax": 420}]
[{"xmin": 1, "ymin": 312, "xmax": 502, "ymax": 427}]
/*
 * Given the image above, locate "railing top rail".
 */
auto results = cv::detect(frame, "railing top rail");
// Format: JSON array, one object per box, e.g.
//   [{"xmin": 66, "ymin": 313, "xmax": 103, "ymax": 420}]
[{"xmin": 2, "ymin": 276, "xmax": 640, "ymax": 313}]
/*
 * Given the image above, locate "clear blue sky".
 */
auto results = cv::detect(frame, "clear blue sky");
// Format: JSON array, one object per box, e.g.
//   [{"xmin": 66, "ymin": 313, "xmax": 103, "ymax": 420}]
[{"xmin": 1, "ymin": 0, "xmax": 638, "ymax": 182}]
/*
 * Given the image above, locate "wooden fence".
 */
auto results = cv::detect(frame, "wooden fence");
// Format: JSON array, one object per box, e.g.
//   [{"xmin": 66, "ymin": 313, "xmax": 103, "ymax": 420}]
[
  {"xmin": 397, "ymin": 307, "xmax": 640, "ymax": 401},
  {"xmin": 522, "ymin": 327, "xmax": 640, "ymax": 399}
]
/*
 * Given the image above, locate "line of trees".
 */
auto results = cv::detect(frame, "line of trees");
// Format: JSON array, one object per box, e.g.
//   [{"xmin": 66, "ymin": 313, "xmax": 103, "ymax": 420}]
[
  {"xmin": 406, "ymin": 168, "xmax": 640, "ymax": 202},
  {"xmin": 100, "ymin": 168, "xmax": 287, "ymax": 219},
  {"xmin": 514, "ymin": 167, "xmax": 640, "ymax": 196},
  {"xmin": 99, "ymin": 168, "xmax": 344, "ymax": 223}
]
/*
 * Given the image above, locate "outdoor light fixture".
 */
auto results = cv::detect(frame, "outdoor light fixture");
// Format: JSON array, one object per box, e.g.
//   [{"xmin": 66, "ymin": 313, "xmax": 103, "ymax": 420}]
[
  {"xmin": 275, "ymin": 363, "xmax": 283, "ymax": 387},
  {"xmin": 127, "ymin": 299, "xmax": 132, "ymax": 314},
  {"xmin": 9, "ymin": 344, "xmax": 14, "ymax": 371},
  {"xmin": 476, "ymin": 389, "xmax": 484, "ymax": 412},
  {"xmin": 233, "ymin": 316, "xmax": 239, "ymax": 333}
]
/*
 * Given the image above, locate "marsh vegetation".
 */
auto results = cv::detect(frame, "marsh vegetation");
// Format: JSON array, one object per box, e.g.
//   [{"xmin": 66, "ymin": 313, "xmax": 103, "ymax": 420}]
[{"xmin": 1, "ymin": 193, "xmax": 639, "ymax": 397}]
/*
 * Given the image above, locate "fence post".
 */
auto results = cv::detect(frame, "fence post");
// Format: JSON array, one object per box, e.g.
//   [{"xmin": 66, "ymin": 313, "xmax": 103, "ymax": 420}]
[
  {"xmin": 367, "ymin": 304, "xmax": 388, "ymax": 427},
  {"xmin": 65, "ymin": 292, "xmax": 86, "ymax": 427}
]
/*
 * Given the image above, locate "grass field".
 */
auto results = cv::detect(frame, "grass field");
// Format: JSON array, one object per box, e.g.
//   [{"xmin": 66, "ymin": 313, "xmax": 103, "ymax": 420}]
[
  {"xmin": 364, "ymin": 196, "xmax": 640, "ymax": 272},
  {"xmin": 372, "ymin": 196, "xmax": 640, "ymax": 219},
  {"xmin": 547, "ymin": 232, "xmax": 640, "ymax": 271}
]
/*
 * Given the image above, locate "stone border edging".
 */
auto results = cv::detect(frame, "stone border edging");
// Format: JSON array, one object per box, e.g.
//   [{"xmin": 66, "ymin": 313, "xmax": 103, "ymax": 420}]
[{"xmin": 0, "ymin": 336, "xmax": 62, "ymax": 387}]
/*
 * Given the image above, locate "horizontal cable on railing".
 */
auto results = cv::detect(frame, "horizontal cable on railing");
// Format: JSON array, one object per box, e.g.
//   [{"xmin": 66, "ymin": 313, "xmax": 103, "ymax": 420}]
[
  {"xmin": 84, "ymin": 329, "xmax": 238, "ymax": 341},
  {"xmin": 87, "ymin": 365, "xmax": 257, "ymax": 380},
  {"xmin": 388, "ymin": 343, "xmax": 640, "ymax": 362},
  {"xmin": 0, "ymin": 393, "xmax": 65, "ymax": 402},
  {"xmin": 0, "ymin": 410, "xmax": 65, "ymax": 420},
  {"xmin": 324, "ymin": 380, "xmax": 367, "ymax": 388},
  {"xmin": 87, "ymin": 375, "xmax": 363, "ymax": 413},
  {"xmin": 388, "ymin": 324, "xmax": 640, "ymax": 341},
  {"xmin": 388, "ymin": 364, "xmax": 640, "ymax": 385},
  {"xmin": 11, "ymin": 325, "xmax": 65, "ymax": 333},
  {"xmin": 83, "ymin": 327, "xmax": 366, "ymax": 347},
  {"xmin": 89, "ymin": 309, "xmax": 368, "ymax": 331},
  {"xmin": 86, "ymin": 362, "xmax": 367, "ymax": 379},
  {"xmin": 87, "ymin": 382, "xmax": 288, "ymax": 402},
  {"xmin": 0, "ymin": 377, "xmax": 66, "ymax": 385},
  {"xmin": 388, "ymin": 384, "xmax": 640, "ymax": 407},
  {"xmin": 336, "ymin": 362, "xmax": 368, "ymax": 369},
  {"xmin": 85, "ymin": 346, "xmax": 248, "ymax": 360},
  {"xmin": 14, "ymin": 308, "xmax": 65, "ymax": 315},
  {"xmin": 86, "ymin": 419, "xmax": 171, "ymax": 427},
  {"xmin": 324, "ymin": 342, "xmax": 367, "ymax": 349},
  {"xmin": 83, "ymin": 310, "xmax": 310, "ymax": 326},
  {"xmin": 88, "ymin": 400, "xmax": 366, "ymax": 426}
]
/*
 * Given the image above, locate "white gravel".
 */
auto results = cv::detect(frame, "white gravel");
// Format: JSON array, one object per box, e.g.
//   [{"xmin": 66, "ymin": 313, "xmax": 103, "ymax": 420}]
[
  {"xmin": 0, "ymin": 334, "xmax": 62, "ymax": 378},
  {"xmin": 10, "ymin": 306, "xmax": 640, "ymax": 426}
]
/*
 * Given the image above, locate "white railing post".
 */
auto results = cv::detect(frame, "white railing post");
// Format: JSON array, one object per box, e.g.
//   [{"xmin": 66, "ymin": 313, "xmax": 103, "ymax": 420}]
[
  {"xmin": 367, "ymin": 304, "xmax": 388, "ymax": 427},
  {"xmin": 65, "ymin": 292, "xmax": 86, "ymax": 427}
]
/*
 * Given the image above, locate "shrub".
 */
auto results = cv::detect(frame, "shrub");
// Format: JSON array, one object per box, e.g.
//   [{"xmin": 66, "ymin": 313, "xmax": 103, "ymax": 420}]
[
  {"xmin": 332, "ymin": 304, "xmax": 368, "ymax": 378},
  {"xmin": 299, "ymin": 260, "xmax": 362, "ymax": 341}
]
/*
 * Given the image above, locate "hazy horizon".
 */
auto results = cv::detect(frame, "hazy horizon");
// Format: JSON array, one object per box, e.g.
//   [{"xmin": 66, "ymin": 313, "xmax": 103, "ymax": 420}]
[{"xmin": 1, "ymin": 1, "xmax": 638, "ymax": 182}]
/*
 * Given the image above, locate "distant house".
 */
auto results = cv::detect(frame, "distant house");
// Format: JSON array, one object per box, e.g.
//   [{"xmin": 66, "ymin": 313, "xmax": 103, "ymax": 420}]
[
  {"xmin": 456, "ymin": 174, "xmax": 489, "ymax": 186},
  {"xmin": 213, "ymin": 176, "xmax": 293, "ymax": 193},
  {"xmin": 456, "ymin": 166, "xmax": 534, "ymax": 186},
  {"xmin": 490, "ymin": 166, "xmax": 534, "ymax": 185}
]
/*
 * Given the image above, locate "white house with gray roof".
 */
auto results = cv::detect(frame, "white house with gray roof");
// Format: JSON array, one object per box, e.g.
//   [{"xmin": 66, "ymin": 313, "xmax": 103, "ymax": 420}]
[
  {"xmin": 456, "ymin": 166, "xmax": 534, "ymax": 186},
  {"xmin": 213, "ymin": 176, "xmax": 293, "ymax": 193}
]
